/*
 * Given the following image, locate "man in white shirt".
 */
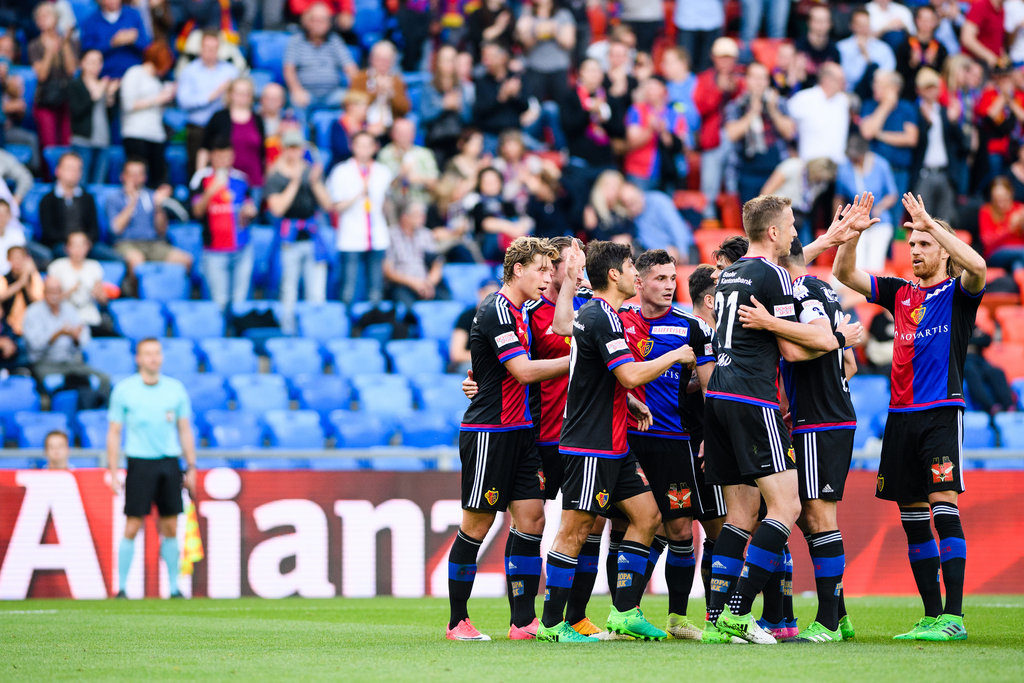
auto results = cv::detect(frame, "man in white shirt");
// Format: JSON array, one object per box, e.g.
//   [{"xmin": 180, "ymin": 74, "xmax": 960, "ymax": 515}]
[
  {"xmin": 0, "ymin": 200, "xmax": 26, "ymax": 277},
  {"xmin": 788, "ymin": 62, "xmax": 851, "ymax": 164},
  {"xmin": 176, "ymin": 31, "xmax": 239, "ymax": 179},
  {"xmin": 1006, "ymin": 0, "xmax": 1024, "ymax": 65},
  {"xmin": 46, "ymin": 231, "xmax": 108, "ymax": 334},
  {"xmin": 837, "ymin": 8, "xmax": 897, "ymax": 92},
  {"xmin": 868, "ymin": 0, "xmax": 916, "ymax": 42},
  {"xmin": 912, "ymin": 67, "xmax": 959, "ymax": 224}
]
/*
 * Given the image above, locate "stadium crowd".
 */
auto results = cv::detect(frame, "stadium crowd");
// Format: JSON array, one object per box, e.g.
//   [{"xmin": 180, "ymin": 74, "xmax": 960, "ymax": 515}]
[{"xmin": 0, "ymin": 0, "xmax": 1020, "ymax": 442}]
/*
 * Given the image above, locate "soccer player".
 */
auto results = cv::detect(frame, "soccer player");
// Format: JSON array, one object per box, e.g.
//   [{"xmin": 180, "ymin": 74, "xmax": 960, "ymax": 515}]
[
  {"xmin": 703, "ymin": 195, "xmax": 863, "ymax": 644},
  {"xmin": 107, "ymin": 338, "xmax": 196, "ymax": 599},
  {"xmin": 447, "ymin": 236, "xmax": 570, "ymax": 642},
  {"xmin": 619, "ymin": 249, "xmax": 718, "ymax": 640},
  {"xmin": 536, "ymin": 241, "xmax": 696, "ymax": 643},
  {"xmin": 833, "ymin": 193, "xmax": 986, "ymax": 641}
]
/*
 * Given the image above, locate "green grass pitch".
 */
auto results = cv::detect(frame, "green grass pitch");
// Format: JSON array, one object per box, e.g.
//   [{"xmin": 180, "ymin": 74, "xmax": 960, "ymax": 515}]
[{"xmin": 3, "ymin": 596, "xmax": 1023, "ymax": 681}]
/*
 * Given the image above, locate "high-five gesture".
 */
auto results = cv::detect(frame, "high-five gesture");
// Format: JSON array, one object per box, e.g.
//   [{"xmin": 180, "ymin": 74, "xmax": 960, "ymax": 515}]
[{"xmin": 902, "ymin": 192, "xmax": 934, "ymax": 232}]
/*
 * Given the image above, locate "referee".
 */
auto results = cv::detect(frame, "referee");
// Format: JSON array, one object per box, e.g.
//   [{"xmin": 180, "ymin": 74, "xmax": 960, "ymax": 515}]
[{"xmin": 107, "ymin": 338, "xmax": 196, "ymax": 599}]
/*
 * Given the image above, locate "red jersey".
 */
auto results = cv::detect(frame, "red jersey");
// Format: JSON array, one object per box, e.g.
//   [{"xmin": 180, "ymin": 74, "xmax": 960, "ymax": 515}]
[{"xmin": 524, "ymin": 295, "xmax": 573, "ymax": 445}]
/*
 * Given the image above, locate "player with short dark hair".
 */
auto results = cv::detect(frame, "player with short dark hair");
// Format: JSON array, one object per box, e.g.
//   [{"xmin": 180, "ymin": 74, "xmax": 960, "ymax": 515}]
[
  {"xmin": 833, "ymin": 193, "xmax": 987, "ymax": 642},
  {"xmin": 712, "ymin": 236, "xmax": 749, "ymax": 278},
  {"xmin": 447, "ymin": 236, "xmax": 570, "ymax": 642},
  {"xmin": 537, "ymin": 241, "xmax": 696, "ymax": 643}
]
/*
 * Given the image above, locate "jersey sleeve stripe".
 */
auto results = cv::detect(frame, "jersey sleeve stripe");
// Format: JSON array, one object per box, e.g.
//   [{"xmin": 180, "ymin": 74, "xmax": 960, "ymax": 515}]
[
  {"xmin": 868, "ymin": 275, "xmax": 878, "ymax": 303},
  {"xmin": 956, "ymin": 279, "xmax": 985, "ymax": 298},
  {"xmin": 607, "ymin": 356, "xmax": 633, "ymax": 370},
  {"xmin": 695, "ymin": 356, "xmax": 715, "ymax": 365},
  {"xmin": 498, "ymin": 347, "xmax": 527, "ymax": 362}
]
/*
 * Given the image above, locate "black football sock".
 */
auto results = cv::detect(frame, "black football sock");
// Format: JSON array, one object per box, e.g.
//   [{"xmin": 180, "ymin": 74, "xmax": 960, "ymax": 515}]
[
  {"xmin": 448, "ymin": 530, "xmax": 482, "ymax": 628},
  {"xmin": 638, "ymin": 535, "xmax": 667, "ymax": 603},
  {"xmin": 606, "ymin": 528, "xmax": 625, "ymax": 598},
  {"xmin": 707, "ymin": 524, "xmax": 749, "ymax": 624},
  {"xmin": 782, "ymin": 544, "xmax": 795, "ymax": 622},
  {"xmin": 666, "ymin": 539, "xmax": 696, "ymax": 616},
  {"xmin": 612, "ymin": 540, "xmax": 651, "ymax": 612},
  {"xmin": 807, "ymin": 531, "xmax": 844, "ymax": 631},
  {"xmin": 566, "ymin": 534, "xmax": 601, "ymax": 625},
  {"xmin": 931, "ymin": 502, "xmax": 966, "ymax": 616},
  {"xmin": 541, "ymin": 551, "xmax": 577, "ymax": 628},
  {"xmin": 503, "ymin": 529, "xmax": 514, "ymax": 622},
  {"xmin": 838, "ymin": 587, "xmax": 848, "ymax": 619},
  {"xmin": 701, "ymin": 536, "xmax": 716, "ymax": 613},
  {"xmin": 507, "ymin": 528, "xmax": 542, "ymax": 627},
  {"xmin": 900, "ymin": 507, "xmax": 943, "ymax": 617},
  {"xmin": 729, "ymin": 519, "xmax": 790, "ymax": 617}
]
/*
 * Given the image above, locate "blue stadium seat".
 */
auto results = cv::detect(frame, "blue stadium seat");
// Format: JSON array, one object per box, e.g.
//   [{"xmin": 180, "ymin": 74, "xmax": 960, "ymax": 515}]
[
  {"xmin": 83, "ymin": 338, "xmax": 135, "ymax": 376},
  {"xmin": 13, "ymin": 412, "xmax": 69, "ymax": 448},
  {"xmin": 166, "ymin": 300, "xmax": 225, "ymax": 340},
  {"xmin": 166, "ymin": 223, "xmax": 204, "ymax": 274},
  {"xmin": 963, "ymin": 411, "xmax": 996, "ymax": 448},
  {"xmin": 165, "ymin": 144, "xmax": 188, "ymax": 187},
  {"xmin": 6, "ymin": 143, "xmax": 32, "ymax": 166},
  {"xmin": 444, "ymin": 264, "xmax": 496, "ymax": 307},
  {"xmin": 849, "ymin": 375, "xmax": 890, "ymax": 424},
  {"xmin": 91, "ymin": 184, "xmax": 123, "ymax": 240},
  {"xmin": 158, "ymin": 337, "xmax": 200, "ymax": 377},
  {"xmin": 0, "ymin": 377, "xmax": 41, "ymax": 431},
  {"xmin": 163, "ymin": 108, "xmax": 188, "ymax": 135},
  {"xmin": 367, "ymin": 455, "xmax": 431, "ymax": 471},
  {"xmin": 351, "ymin": 374, "xmax": 414, "ymax": 415},
  {"xmin": 198, "ymin": 339, "xmax": 258, "ymax": 375},
  {"xmin": 69, "ymin": 455, "xmax": 101, "ymax": 468},
  {"xmin": 852, "ymin": 421, "xmax": 874, "ymax": 449},
  {"xmin": 227, "ymin": 374, "xmax": 290, "ymax": 413},
  {"xmin": 207, "ymin": 411, "xmax": 264, "ymax": 449},
  {"xmin": 323, "ymin": 338, "xmax": 386, "ymax": 376},
  {"xmin": 195, "ymin": 457, "xmax": 232, "ymax": 469},
  {"xmin": 110, "ymin": 300, "xmax": 167, "ymax": 340},
  {"xmin": 995, "ymin": 413, "xmax": 1024, "ymax": 448},
  {"xmin": 412, "ymin": 300, "xmax": 465, "ymax": 343},
  {"xmin": 243, "ymin": 457, "xmax": 310, "ymax": 470},
  {"xmin": 295, "ymin": 301, "xmax": 348, "ymax": 341},
  {"xmin": 247, "ymin": 226, "xmax": 281, "ymax": 295},
  {"xmin": 100, "ymin": 261, "xmax": 126, "ymax": 286},
  {"xmin": 0, "ymin": 457, "xmax": 39, "ymax": 469},
  {"xmin": 249, "ymin": 31, "xmax": 292, "ymax": 82},
  {"xmin": 329, "ymin": 410, "xmax": 395, "ymax": 447},
  {"xmin": 265, "ymin": 338, "xmax": 324, "ymax": 377},
  {"xmin": 386, "ymin": 339, "xmax": 445, "ymax": 376},
  {"xmin": 250, "ymin": 69, "xmax": 274, "ymax": 95},
  {"xmin": 399, "ymin": 411, "xmax": 457, "ymax": 448},
  {"xmin": 311, "ymin": 108, "xmax": 342, "ymax": 154},
  {"xmin": 20, "ymin": 183, "xmax": 51, "ymax": 237},
  {"xmin": 135, "ymin": 262, "xmax": 189, "ymax": 301},
  {"xmin": 264, "ymin": 409, "xmax": 325, "ymax": 448},
  {"xmin": 870, "ymin": 411, "xmax": 889, "ymax": 437},
  {"xmin": 231, "ymin": 300, "xmax": 283, "ymax": 323},
  {"xmin": 308, "ymin": 456, "xmax": 366, "ymax": 470},
  {"xmin": 1013, "ymin": 378, "xmax": 1024, "ymax": 410},
  {"xmin": 410, "ymin": 373, "xmax": 470, "ymax": 415},
  {"xmin": 10, "ymin": 66, "xmax": 36, "ymax": 128},
  {"xmin": 75, "ymin": 409, "xmax": 109, "ymax": 449},
  {"xmin": 184, "ymin": 374, "xmax": 230, "ymax": 414},
  {"xmin": 293, "ymin": 374, "xmax": 351, "ymax": 421},
  {"xmin": 43, "ymin": 145, "xmax": 72, "ymax": 176},
  {"xmin": 104, "ymin": 145, "xmax": 126, "ymax": 184}
]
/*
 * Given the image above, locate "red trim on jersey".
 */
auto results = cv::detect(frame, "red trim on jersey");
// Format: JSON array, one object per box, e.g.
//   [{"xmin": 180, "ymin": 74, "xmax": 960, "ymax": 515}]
[
  {"xmin": 607, "ymin": 356, "xmax": 633, "ymax": 370},
  {"xmin": 792, "ymin": 421, "xmax": 857, "ymax": 434},
  {"xmin": 460, "ymin": 421, "xmax": 533, "ymax": 431},
  {"xmin": 559, "ymin": 445, "xmax": 629, "ymax": 456},
  {"xmin": 706, "ymin": 391, "xmax": 780, "ymax": 408},
  {"xmin": 498, "ymin": 348, "xmax": 527, "ymax": 362}
]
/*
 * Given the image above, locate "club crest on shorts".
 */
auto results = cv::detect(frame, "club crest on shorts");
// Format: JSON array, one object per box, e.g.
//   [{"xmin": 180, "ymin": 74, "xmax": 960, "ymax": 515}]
[
  {"xmin": 484, "ymin": 488, "xmax": 499, "ymax": 505},
  {"xmin": 787, "ymin": 446, "xmax": 795, "ymax": 463},
  {"xmin": 667, "ymin": 483, "xmax": 692, "ymax": 510},
  {"xmin": 876, "ymin": 475, "xmax": 884, "ymax": 492},
  {"xmin": 931, "ymin": 457, "xmax": 953, "ymax": 483},
  {"xmin": 910, "ymin": 305, "xmax": 927, "ymax": 325},
  {"xmin": 537, "ymin": 469, "xmax": 546, "ymax": 492},
  {"xmin": 595, "ymin": 490, "xmax": 610, "ymax": 508},
  {"xmin": 637, "ymin": 338, "xmax": 654, "ymax": 357}
]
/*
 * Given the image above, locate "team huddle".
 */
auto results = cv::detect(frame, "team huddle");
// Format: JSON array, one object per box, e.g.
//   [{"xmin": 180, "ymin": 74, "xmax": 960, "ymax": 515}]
[{"xmin": 448, "ymin": 189, "xmax": 986, "ymax": 644}]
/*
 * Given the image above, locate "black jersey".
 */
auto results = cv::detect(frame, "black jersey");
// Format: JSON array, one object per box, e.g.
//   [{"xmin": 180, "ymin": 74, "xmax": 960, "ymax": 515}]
[
  {"xmin": 707, "ymin": 256, "xmax": 798, "ymax": 409},
  {"xmin": 461, "ymin": 292, "xmax": 533, "ymax": 432},
  {"xmin": 780, "ymin": 275, "xmax": 856, "ymax": 434},
  {"xmin": 559, "ymin": 297, "xmax": 635, "ymax": 459}
]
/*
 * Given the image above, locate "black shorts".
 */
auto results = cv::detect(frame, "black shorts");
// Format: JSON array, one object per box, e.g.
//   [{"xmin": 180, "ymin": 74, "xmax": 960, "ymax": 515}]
[
  {"xmin": 793, "ymin": 429, "xmax": 855, "ymax": 501},
  {"xmin": 703, "ymin": 397, "xmax": 795, "ymax": 486},
  {"xmin": 124, "ymin": 456, "xmax": 184, "ymax": 517},
  {"xmin": 628, "ymin": 433, "xmax": 725, "ymax": 521},
  {"xmin": 459, "ymin": 429, "xmax": 544, "ymax": 511},
  {"xmin": 876, "ymin": 408, "xmax": 965, "ymax": 503},
  {"xmin": 561, "ymin": 451, "xmax": 650, "ymax": 514},
  {"xmin": 538, "ymin": 444, "xmax": 564, "ymax": 500}
]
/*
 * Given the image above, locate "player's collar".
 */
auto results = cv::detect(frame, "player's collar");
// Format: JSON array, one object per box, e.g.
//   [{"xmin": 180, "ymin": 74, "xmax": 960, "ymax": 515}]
[
  {"xmin": 916, "ymin": 277, "xmax": 954, "ymax": 291},
  {"xmin": 497, "ymin": 291, "xmax": 523, "ymax": 311}
]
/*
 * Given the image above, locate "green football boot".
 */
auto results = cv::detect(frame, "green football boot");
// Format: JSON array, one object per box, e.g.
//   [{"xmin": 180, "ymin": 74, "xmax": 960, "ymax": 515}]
[
  {"xmin": 839, "ymin": 614, "xmax": 855, "ymax": 640},
  {"xmin": 716, "ymin": 605, "xmax": 777, "ymax": 644},
  {"xmin": 915, "ymin": 614, "xmax": 967, "ymax": 641},
  {"xmin": 666, "ymin": 613, "xmax": 703, "ymax": 640},
  {"xmin": 606, "ymin": 606, "xmax": 668, "ymax": 641},
  {"xmin": 893, "ymin": 616, "xmax": 939, "ymax": 640},
  {"xmin": 701, "ymin": 619, "xmax": 746, "ymax": 644},
  {"xmin": 535, "ymin": 620, "xmax": 600, "ymax": 643},
  {"xmin": 792, "ymin": 621, "xmax": 842, "ymax": 643}
]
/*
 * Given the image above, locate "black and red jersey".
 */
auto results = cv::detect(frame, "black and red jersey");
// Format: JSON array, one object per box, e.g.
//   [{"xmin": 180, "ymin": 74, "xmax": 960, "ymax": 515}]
[
  {"xmin": 524, "ymin": 295, "xmax": 572, "ymax": 445},
  {"xmin": 868, "ymin": 275, "xmax": 982, "ymax": 412},
  {"xmin": 559, "ymin": 297, "xmax": 635, "ymax": 458},
  {"xmin": 460, "ymin": 292, "xmax": 533, "ymax": 432}
]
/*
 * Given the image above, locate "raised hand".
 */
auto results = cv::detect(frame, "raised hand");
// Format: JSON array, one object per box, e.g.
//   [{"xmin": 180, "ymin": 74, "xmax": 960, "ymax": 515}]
[
  {"xmin": 844, "ymin": 192, "xmax": 881, "ymax": 234},
  {"xmin": 836, "ymin": 314, "xmax": 864, "ymax": 346},
  {"xmin": 902, "ymin": 192, "xmax": 933, "ymax": 232},
  {"xmin": 564, "ymin": 238, "xmax": 585, "ymax": 284}
]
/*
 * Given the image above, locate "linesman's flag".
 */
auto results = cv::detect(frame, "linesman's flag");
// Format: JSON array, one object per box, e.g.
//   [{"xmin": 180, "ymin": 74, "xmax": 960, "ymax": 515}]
[{"xmin": 181, "ymin": 501, "xmax": 204, "ymax": 576}]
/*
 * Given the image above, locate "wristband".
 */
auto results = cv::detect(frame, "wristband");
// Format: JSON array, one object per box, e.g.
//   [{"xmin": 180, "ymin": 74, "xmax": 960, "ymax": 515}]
[{"xmin": 834, "ymin": 331, "xmax": 846, "ymax": 349}]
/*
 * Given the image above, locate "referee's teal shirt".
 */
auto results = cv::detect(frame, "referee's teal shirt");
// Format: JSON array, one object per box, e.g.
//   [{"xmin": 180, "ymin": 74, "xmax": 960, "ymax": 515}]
[{"xmin": 108, "ymin": 374, "xmax": 192, "ymax": 458}]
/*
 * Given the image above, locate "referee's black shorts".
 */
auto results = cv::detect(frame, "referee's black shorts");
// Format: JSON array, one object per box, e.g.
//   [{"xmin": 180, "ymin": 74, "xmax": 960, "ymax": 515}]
[{"xmin": 124, "ymin": 457, "xmax": 184, "ymax": 517}]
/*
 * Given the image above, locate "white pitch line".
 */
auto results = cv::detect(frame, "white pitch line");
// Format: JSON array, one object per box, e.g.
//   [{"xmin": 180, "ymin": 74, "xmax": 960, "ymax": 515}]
[{"xmin": 0, "ymin": 609, "xmax": 59, "ymax": 615}]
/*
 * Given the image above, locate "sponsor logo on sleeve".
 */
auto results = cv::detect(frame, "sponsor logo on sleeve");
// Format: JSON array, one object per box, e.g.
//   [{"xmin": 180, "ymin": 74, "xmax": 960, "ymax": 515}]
[
  {"xmin": 704, "ymin": 343, "xmax": 714, "ymax": 356},
  {"xmin": 605, "ymin": 339, "xmax": 628, "ymax": 354},
  {"xmin": 495, "ymin": 332, "xmax": 517, "ymax": 347},
  {"xmin": 773, "ymin": 303, "xmax": 795, "ymax": 318}
]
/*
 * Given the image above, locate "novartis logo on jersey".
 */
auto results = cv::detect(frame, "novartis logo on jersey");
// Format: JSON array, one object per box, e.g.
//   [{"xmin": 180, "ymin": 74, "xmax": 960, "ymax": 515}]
[{"xmin": 898, "ymin": 324, "xmax": 950, "ymax": 341}]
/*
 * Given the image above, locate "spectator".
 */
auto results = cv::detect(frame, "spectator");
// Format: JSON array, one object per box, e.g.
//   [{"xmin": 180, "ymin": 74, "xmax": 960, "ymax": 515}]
[
  {"xmin": 449, "ymin": 277, "xmax": 500, "ymax": 373},
  {"xmin": 934, "ymin": 0, "xmax": 965, "ymax": 55},
  {"xmin": 421, "ymin": 45, "xmax": 475, "ymax": 164},
  {"xmin": 867, "ymin": 0, "xmax": 916, "ymax": 49},
  {"xmin": 176, "ymin": 30, "xmax": 239, "ymax": 179},
  {"xmin": 467, "ymin": 167, "xmax": 532, "ymax": 261},
  {"xmin": 674, "ymin": 0, "xmax": 725, "ymax": 73},
  {"xmin": 770, "ymin": 41, "xmax": 807, "ymax": 97},
  {"xmin": 265, "ymin": 129, "xmax": 334, "ymax": 334},
  {"xmin": 378, "ymin": 117, "xmax": 440, "ymax": 212},
  {"xmin": 326, "ymin": 130, "xmax": 392, "ymax": 304},
  {"xmin": 942, "ymin": 53, "xmax": 983, "ymax": 194},
  {"xmin": 912, "ymin": 67, "xmax": 963, "ymax": 224},
  {"xmin": 472, "ymin": 42, "xmax": 529, "ymax": 149},
  {"xmin": 0, "ymin": 148, "xmax": 34, "ymax": 223},
  {"xmin": 0, "ymin": 200, "xmax": 25, "ymax": 276},
  {"xmin": 39, "ymin": 152, "xmax": 118, "ymax": 262},
  {"xmin": 961, "ymin": 0, "xmax": 1006, "ymax": 69},
  {"xmin": 660, "ymin": 46, "xmax": 701, "ymax": 134},
  {"xmin": 788, "ymin": 61, "xmax": 850, "ymax": 163},
  {"xmin": 619, "ymin": 183, "xmax": 693, "ymax": 262},
  {"xmin": 1009, "ymin": 141, "xmax": 1024, "ymax": 199},
  {"xmin": 171, "ymin": 2, "xmax": 248, "ymax": 76},
  {"xmin": 46, "ymin": 231, "xmax": 112, "ymax": 336},
  {"xmin": 395, "ymin": 0, "xmax": 432, "ymax": 72},
  {"xmin": 583, "ymin": 170, "xmax": 636, "ymax": 243},
  {"xmin": 429, "ymin": 171, "xmax": 481, "ymax": 263},
  {"xmin": 190, "ymin": 138, "xmax": 258, "ymax": 312},
  {"xmin": 287, "ymin": 0, "xmax": 355, "ymax": 38},
  {"xmin": 979, "ymin": 176, "xmax": 1024, "ymax": 271},
  {"xmin": 860, "ymin": 69, "xmax": 919, "ymax": 198},
  {"xmin": 260, "ymin": 83, "xmax": 290, "ymax": 167},
  {"xmin": 44, "ymin": 430, "xmax": 70, "ymax": 470},
  {"xmin": 0, "ymin": 40, "xmax": 35, "ymax": 161},
  {"xmin": 693, "ymin": 37, "xmax": 744, "ymax": 219},
  {"xmin": 523, "ymin": 164, "xmax": 573, "ymax": 239},
  {"xmin": 895, "ymin": 5, "xmax": 949, "ymax": 101},
  {"xmin": 23, "ymin": 277, "xmax": 110, "ymax": 400},
  {"xmin": 29, "ymin": 2, "xmax": 78, "ymax": 156},
  {"xmin": 328, "ymin": 91, "xmax": 380, "ymax": 171},
  {"xmin": 491, "ymin": 129, "xmax": 536, "ymax": 213},
  {"xmin": 760, "ymin": 156, "xmax": 838, "ymax": 243},
  {"xmin": 79, "ymin": 0, "xmax": 150, "ymax": 79},
  {"xmin": 383, "ymin": 199, "xmax": 448, "ymax": 308},
  {"xmin": 975, "ymin": 64, "xmax": 1024, "ymax": 189},
  {"xmin": 621, "ymin": 0, "xmax": 664, "ymax": 55},
  {"xmin": 517, "ymin": 0, "xmax": 576, "ymax": 101},
  {"xmin": 604, "ymin": 30, "xmax": 639, "ymax": 117},
  {"xmin": 68, "ymin": 49, "xmax": 118, "ymax": 185},
  {"xmin": 795, "ymin": 4, "xmax": 840, "ymax": 85},
  {"xmin": 837, "ymin": 8, "xmax": 896, "ymax": 96},
  {"xmin": 965, "ymin": 323, "xmax": 1017, "ymax": 413},
  {"xmin": 120, "ymin": 42, "xmax": 176, "ymax": 188},
  {"xmin": 466, "ymin": 0, "xmax": 516, "ymax": 61},
  {"xmin": 741, "ymin": 0, "xmax": 790, "ymax": 44},
  {"xmin": 1007, "ymin": 0, "xmax": 1024, "ymax": 65},
  {"xmin": 866, "ymin": 308, "xmax": 895, "ymax": 374},
  {"xmin": 835, "ymin": 135, "xmax": 898, "ymax": 272},
  {"xmin": 201, "ymin": 77, "xmax": 266, "ymax": 190},
  {"xmin": 724, "ymin": 61, "xmax": 796, "ymax": 203},
  {"xmin": 350, "ymin": 41, "xmax": 411, "ymax": 132},
  {"xmin": 0, "ymin": 246, "xmax": 43, "ymax": 336},
  {"xmin": 283, "ymin": 1, "xmax": 357, "ymax": 110},
  {"xmin": 445, "ymin": 128, "xmax": 490, "ymax": 183},
  {"xmin": 560, "ymin": 58, "xmax": 620, "ymax": 169},
  {"xmin": 624, "ymin": 76, "xmax": 689, "ymax": 192},
  {"xmin": 106, "ymin": 159, "xmax": 192, "ymax": 293}
]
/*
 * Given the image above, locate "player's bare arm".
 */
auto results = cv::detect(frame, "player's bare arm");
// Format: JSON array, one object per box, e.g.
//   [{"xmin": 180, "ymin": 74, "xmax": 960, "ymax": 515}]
[
  {"xmin": 902, "ymin": 193, "xmax": 987, "ymax": 294},
  {"xmin": 844, "ymin": 347, "xmax": 858, "ymax": 381},
  {"xmin": 551, "ymin": 239, "xmax": 585, "ymax": 336},
  {"xmin": 106, "ymin": 422, "xmax": 123, "ymax": 494},
  {"xmin": 612, "ymin": 344, "xmax": 696, "ymax": 389},
  {"xmin": 503, "ymin": 354, "xmax": 570, "ymax": 385},
  {"xmin": 832, "ymin": 193, "xmax": 880, "ymax": 297},
  {"xmin": 627, "ymin": 394, "xmax": 653, "ymax": 431},
  {"xmin": 696, "ymin": 361, "xmax": 714, "ymax": 396},
  {"xmin": 738, "ymin": 295, "xmax": 863, "ymax": 360}
]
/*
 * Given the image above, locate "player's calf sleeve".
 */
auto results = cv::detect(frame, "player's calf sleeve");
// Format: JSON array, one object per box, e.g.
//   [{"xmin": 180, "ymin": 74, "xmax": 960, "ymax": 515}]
[
  {"xmin": 606, "ymin": 528, "xmax": 625, "ymax": 598},
  {"xmin": 566, "ymin": 534, "xmax": 601, "ymax": 624},
  {"xmin": 708, "ymin": 525, "xmax": 750, "ymax": 623},
  {"xmin": 507, "ymin": 529, "xmax": 542, "ymax": 627},
  {"xmin": 666, "ymin": 539, "xmax": 696, "ymax": 616},
  {"xmin": 638, "ymin": 535, "xmax": 668, "ymax": 601},
  {"xmin": 782, "ymin": 544, "xmax": 795, "ymax": 623},
  {"xmin": 807, "ymin": 531, "xmax": 844, "ymax": 631},
  {"xmin": 541, "ymin": 551, "xmax": 577, "ymax": 628},
  {"xmin": 931, "ymin": 502, "xmax": 966, "ymax": 616},
  {"xmin": 613, "ymin": 540, "xmax": 651, "ymax": 612},
  {"xmin": 448, "ymin": 530, "xmax": 483, "ymax": 628},
  {"xmin": 701, "ymin": 536, "xmax": 716, "ymax": 611},
  {"xmin": 899, "ymin": 507, "xmax": 943, "ymax": 618},
  {"xmin": 117, "ymin": 537, "xmax": 134, "ymax": 592},
  {"xmin": 159, "ymin": 537, "xmax": 180, "ymax": 595},
  {"xmin": 730, "ymin": 519, "xmax": 789, "ymax": 617}
]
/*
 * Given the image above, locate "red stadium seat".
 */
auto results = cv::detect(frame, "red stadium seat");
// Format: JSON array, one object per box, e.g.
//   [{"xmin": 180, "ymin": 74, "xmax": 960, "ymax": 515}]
[
  {"xmin": 995, "ymin": 306, "xmax": 1024, "ymax": 343},
  {"xmin": 983, "ymin": 342, "xmax": 1024, "ymax": 380},
  {"xmin": 676, "ymin": 265, "xmax": 699, "ymax": 304},
  {"xmin": 694, "ymin": 228, "xmax": 745, "ymax": 263},
  {"xmin": 887, "ymin": 240, "xmax": 914, "ymax": 279},
  {"xmin": 975, "ymin": 305, "xmax": 996, "ymax": 338}
]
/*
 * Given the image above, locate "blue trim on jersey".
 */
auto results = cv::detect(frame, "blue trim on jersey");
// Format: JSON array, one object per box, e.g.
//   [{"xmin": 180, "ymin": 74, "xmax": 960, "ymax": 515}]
[
  {"xmin": 887, "ymin": 399, "xmax": 966, "ymax": 413},
  {"xmin": 460, "ymin": 423, "xmax": 534, "ymax": 432},
  {"xmin": 957, "ymin": 280, "xmax": 985, "ymax": 298},
  {"xmin": 607, "ymin": 356, "xmax": 633, "ymax": 370},
  {"xmin": 627, "ymin": 429, "xmax": 690, "ymax": 440},
  {"xmin": 812, "ymin": 555, "xmax": 845, "ymax": 578},
  {"xmin": 695, "ymin": 356, "xmax": 715, "ymax": 365},
  {"xmin": 868, "ymin": 275, "xmax": 879, "ymax": 303},
  {"xmin": 536, "ymin": 439, "xmax": 559, "ymax": 446},
  {"xmin": 706, "ymin": 391, "xmax": 781, "ymax": 409}
]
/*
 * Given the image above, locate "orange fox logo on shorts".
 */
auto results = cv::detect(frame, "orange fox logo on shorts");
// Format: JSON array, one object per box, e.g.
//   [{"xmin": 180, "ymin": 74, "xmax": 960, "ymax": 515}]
[{"xmin": 932, "ymin": 459, "xmax": 954, "ymax": 483}]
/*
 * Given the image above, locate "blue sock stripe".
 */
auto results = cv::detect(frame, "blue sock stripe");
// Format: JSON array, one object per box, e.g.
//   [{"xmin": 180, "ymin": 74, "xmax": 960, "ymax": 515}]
[
  {"xmin": 908, "ymin": 541, "xmax": 940, "ymax": 562},
  {"xmin": 576, "ymin": 554, "xmax": 599, "ymax": 573},
  {"xmin": 619, "ymin": 551, "xmax": 648, "ymax": 574},
  {"xmin": 939, "ymin": 537, "xmax": 967, "ymax": 562},
  {"xmin": 812, "ymin": 554, "xmax": 845, "ymax": 578},
  {"xmin": 713, "ymin": 555, "xmax": 744, "ymax": 577},
  {"xmin": 648, "ymin": 547, "xmax": 664, "ymax": 567},
  {"xmin": 666, "ymin": 549, "xmax": 697, "ymax": 567},
  {"xmin": 745, "ymin": 544, "xmax": 784, "ymax": 572},
  {"xmin": 508, "ymin": 555, "xmax": 542, "ymax": 576},
  {"xmin": 448, "ymin": 562, "xmax": 477, "ymax": 582},
  {"xmin": 546, "ymin": 564, "xmax": 575, "ymax": 588}
]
